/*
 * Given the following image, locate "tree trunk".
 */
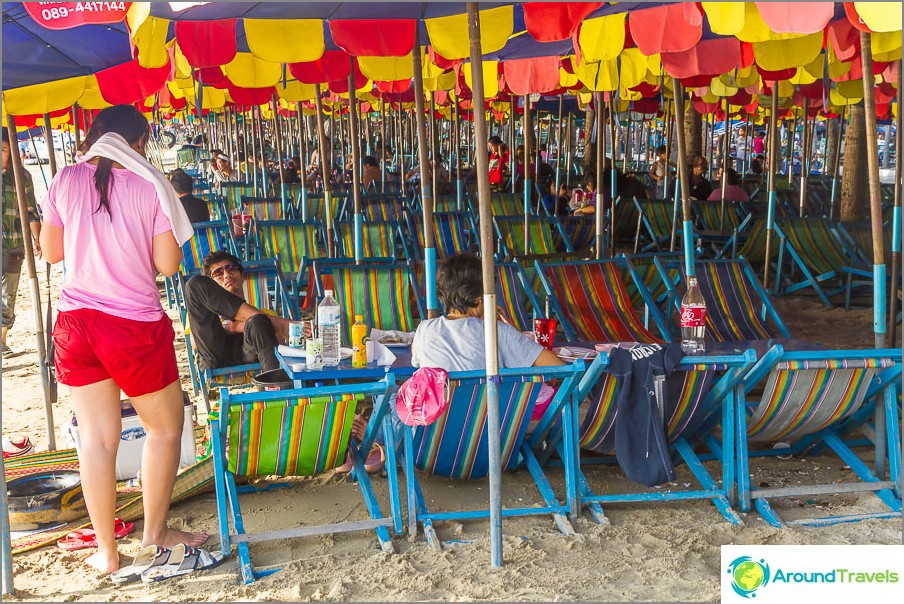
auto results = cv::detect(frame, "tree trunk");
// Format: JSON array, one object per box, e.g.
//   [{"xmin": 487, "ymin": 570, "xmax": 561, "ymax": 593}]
[
  {"xmin": 584, "ymin": 105, "xmax": 596, "ymax": 175},
  {"xmin": 840, "ymin": 104, "xmax": 868, "ymax": 222},
  {"xmin": 683, "ymin": 103, "xmax": 703, "ymax": 158},
  {"xmin": 826, "ymin": 116, "xmax": 840, "ymax": 175}
]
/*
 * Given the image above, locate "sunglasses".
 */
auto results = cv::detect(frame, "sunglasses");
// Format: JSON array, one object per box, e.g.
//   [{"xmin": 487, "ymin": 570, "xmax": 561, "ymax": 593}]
[{"xmin": 210, "ymin": 263, "xmax": 241, "ymax": 279}]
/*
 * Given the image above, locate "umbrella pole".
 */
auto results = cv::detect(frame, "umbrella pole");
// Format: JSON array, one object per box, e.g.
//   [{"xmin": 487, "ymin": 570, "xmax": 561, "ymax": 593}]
[
  {"xmin": 523, "ymin": 96, "xmax": 531, "ymax": 255},
  {"xmin": 671, "ymin": 84, "xmax": 694, "ymax": 278},
  {"xmin": 380, "ymin": 104, "xmax": 387, "ymax": 193},
  {"xmin": 510, "ymin": 100, "xmax": 517, "ymax": 195},
  {"xmin": 799, "ymin": 98, "xmax": 810, "ymax": 217},
  {"xmin": 764, "ymin": 89, "xmax": 779, "ymax": 287},
  {"xmin": 787, "ymin": 116, "xmax": 796, "ymax": 187},
  {"xmin": 272, "ymin": 95, "xmax": 288, "ymax": 210},
  {"xmin": 397, "ymin": 104, "xmax": 406, "ymax": 198},
  {"xmin": 720, "ymin": 98, "xmax": 730, "ymax": 234},
  {"xmin": 829, "ymin": 106, "xmax": 845, "ymax": 220},
  {"xmin": 554, "ymin": 96, "xmax": 563, "ymax": 208},
  {"xmin": 594, "ymin": 93, "xmax": 605, "ymax": 259},
  {"xmin": 467, "ymin": 2, "xmax": 504, "ymax": 568},
  {"xmin": 565, "ymin": 112, "xmax": 573, "ymax": 188},
  {"xmin": 413, "ymin": 36, "xmax": 437, "ymax": 319},
  {"xmin": 889, "ymin": 60, "xmax": 902, "ymax": 347},
  {"xmin": 860, "ymin": 32, "xmax": 887, "ymax": 349},
  {"xmin": 347, "ymin": 64, "xmax": 364, "ymax": 264},
  {"xmin": 297, "ymin": 102, "xmax": 309, "ymax": 219},
  {"xmin": 454, "ymin": 92, "xmax": 463, "ymax": 210},
  {"xmin": 314, "ymin": 86, "xmax": 335, "ymax": 258},
  {"xmin": 430, "ymin": 95, "xmax": 438, "ymax": 206}
]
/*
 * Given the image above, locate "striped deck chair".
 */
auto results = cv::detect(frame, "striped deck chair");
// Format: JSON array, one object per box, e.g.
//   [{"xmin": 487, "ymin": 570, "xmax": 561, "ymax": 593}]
[
  {"xmin": 773, "ymin": 218, "xmax": 863, "ymax": 307},
  {"xmin": 412, "ymin": 211, "xmax": 475, "ymax": 259},
  {"xmin": 736, "ymin": 346, "xmax": 902, "ymax": 527},
  {"xmin": 254, "ymin": 220, "xmax": 324, "ymax": 298},
  {"xmin": 218, "ymin": 182, "xmax": 254, "ymax": 213},
  {"xmin": 632, "ymin": 198, "xmax": 676, "ymax": 252},
  {"xmin": 481, "ymin": 192, "xmax": 526, "ymax": 216},
  {"xmin": 401, "ymin": 363, "xmax": 586, "ymax": 548},
  {"xmin": 176, "ymin": 147, "xmax": 199, "ymax": 168},
  {"xmin": 532, "ymin": 348, "xmax": 756, "ymax": 524},
  {"xmin": 655, "ymin": 258, "xmax": 791, "ymax": 342},
  {"xmin": 336, "ymin": 220, "xmax": 405, "ymax": 260},
  {"xmin": 621, "ymin": 252, "xmax": 677, "ymax": 313},
  {"xmin": 717, "ymin": 217, "xmax": 780, "ymax": 269},
  {"xmin": 313, "ymin": 261, "xmax": 424, "ymax": 346},
  {"xmin": 295, "ymin": 192, "xmax": 328, "ymax": 223},
  {"xmin": 362, "ymin": 195, "xmax": 408, "ymax": 224},
  {"xmin": 692, "ymin": 199, "xmax": 747, "ymax": 238},
  {"xmin": 431, "ymin": 193, "xmax": 467, "ymax": 212},
  {"xmin": 833, "ymin": 221, "xmax": 895, "ymax": 309},
  {"xmin": 535, "ymin": 258, "xmax": 670, "ymax": 343},
  {"xmin": 212, "ymin": 376, "xmax": 402, "ymax": 583},
  {"xmin": 242, "ymin": 196, "xmax": 288, "ymax": 222},
  {"xmin": 611, "ymin": 196, "xmax": 640, "ymax": 244},
  {"xmin": 559, "ymin": 215, "xmax": 597, "ymax": 252},
  {"xmin": 493, "ymin": 216, "xmax": 573, "ymax": 259},
  {"xmin": 495, "ymin": 262, "xmax": 543, "ymax": 332}
]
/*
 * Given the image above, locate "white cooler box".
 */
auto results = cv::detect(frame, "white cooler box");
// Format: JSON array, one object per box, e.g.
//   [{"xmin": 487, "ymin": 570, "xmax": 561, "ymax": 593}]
[{"xmin": 63, "ymin": 397, "xmax": 196, "ymax": 481}]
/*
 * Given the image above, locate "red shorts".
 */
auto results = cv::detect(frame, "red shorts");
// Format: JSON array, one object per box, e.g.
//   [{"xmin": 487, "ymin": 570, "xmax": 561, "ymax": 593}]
[{"xmin": 53, "ymin": 309, "xmax": 178, "ymax": 397}]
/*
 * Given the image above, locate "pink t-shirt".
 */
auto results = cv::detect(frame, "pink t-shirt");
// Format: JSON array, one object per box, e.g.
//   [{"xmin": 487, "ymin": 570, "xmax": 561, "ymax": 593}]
[{"xmin": 42, "ymin": 163, "xmax": 173, "ymax": 322}]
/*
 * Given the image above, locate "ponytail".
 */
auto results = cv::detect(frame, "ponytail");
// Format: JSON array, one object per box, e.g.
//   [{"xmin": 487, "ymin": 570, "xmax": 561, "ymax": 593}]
[{"xmin": 93, "ymin": 157, "xmax": 115, "ymax": 217}]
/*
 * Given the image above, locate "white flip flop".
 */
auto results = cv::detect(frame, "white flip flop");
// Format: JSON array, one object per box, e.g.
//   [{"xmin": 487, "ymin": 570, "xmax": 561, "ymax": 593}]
[
  {"xmin": 110, "ymin": 545, "xmax": 171, "ymax": 585},
  {"xmin": 140, "ymin": 543, "xmax": 224, "ymax": 583}
]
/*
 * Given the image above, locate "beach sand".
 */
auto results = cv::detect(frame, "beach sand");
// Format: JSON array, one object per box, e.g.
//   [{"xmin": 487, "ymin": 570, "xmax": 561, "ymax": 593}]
[{"xmin": 2, "ymin": 165, "xmax": 901, "ymax": 601}]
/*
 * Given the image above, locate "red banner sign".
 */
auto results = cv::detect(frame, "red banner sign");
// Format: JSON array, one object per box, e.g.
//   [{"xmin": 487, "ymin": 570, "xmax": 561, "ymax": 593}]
[{"xmin": 24, "ymin": 2, "xmax": 131, "ymax": 30}]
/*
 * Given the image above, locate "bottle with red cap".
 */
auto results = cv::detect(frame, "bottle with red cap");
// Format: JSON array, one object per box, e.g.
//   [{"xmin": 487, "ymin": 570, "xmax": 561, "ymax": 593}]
[{"xmin": 680, "ymin": 276, "xmax": 707, "ymax": 354}]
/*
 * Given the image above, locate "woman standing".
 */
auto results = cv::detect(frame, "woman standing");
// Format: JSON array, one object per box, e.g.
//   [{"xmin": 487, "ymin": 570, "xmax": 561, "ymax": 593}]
[{"xmin": 40, "ymin": 105, "xmax": 207, "ymax": 574}]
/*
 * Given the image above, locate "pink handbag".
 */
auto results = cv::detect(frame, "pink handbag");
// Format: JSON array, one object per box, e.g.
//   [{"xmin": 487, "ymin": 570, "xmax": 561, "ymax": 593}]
[{"xmin": 396, "ymin": 367, "xmax": 450, "ymax": 426}]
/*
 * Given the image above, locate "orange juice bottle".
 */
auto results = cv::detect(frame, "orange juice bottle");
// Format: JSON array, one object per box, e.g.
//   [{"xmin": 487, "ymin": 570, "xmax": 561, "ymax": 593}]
[{"xmin": 351, "ymin": 315, "xmax": 368, "ymax": 367}]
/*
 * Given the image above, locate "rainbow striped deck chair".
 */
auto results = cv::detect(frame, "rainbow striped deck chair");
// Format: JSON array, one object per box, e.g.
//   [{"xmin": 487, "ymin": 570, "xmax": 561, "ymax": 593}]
[
  {"xmin": 362, "ymin": 195, "xmax": 409, "ymax": 224},
  {"xmin": 241, "ymin": 196, "xmax": 289, "ymax": 222},
  {"xmin": 692, "ymin": 198, "xmax": 746, "ymax": 234},
  {"xmin": 493, "ymin": 215, "xmax": 573, "ymax": 259},
  {"xmin": 531, "ymin": 348, "xmax": 756, "ymax": 524},
  {"xmin": 495, "ymin": 261, "xmax": 543, "ymax": 332},
  {"xmin": 736, "ymin": 346, "xmax": 902, "ymax": 527},
  {"xmin": 165, "ymin": 219, "xmax": 238, "ymax": 313},
  {"xmin": 412, "ymin": 211, "xmax": 476, "ymax": 259},
  {"xmin": 336, "ymin": 220, "xmax": 406, "ymax": 260},
  {"xmin": 559, "ymin": 215, "xmax": 597, "ymax": 252},
  {"xmin": 218, "ymin": 182, "xmax": 254, "ymax": 213},
  {"xmin": 312, "ymin": 261, "xmax": 424, "ymax": 346},
  {"xmin": 295, "ymin": 192, "xmax": 329, "ymax": 223},
  {"xmin": 212, "ymin": 376, "xmax": 402, "ymax": 584},
  {"xmin": 253, "ymin": 220, "xmax": 324, "ymax": 298},
  {"xmin": 621, "ymin": 252, "xmax": 677, "ymax": 313},
  {"xmin": 611, "ymin": 196, "xmax": 640, "ymax": 245},
  {"xmin": 432, "ymin": 193, "xmax": 467, "ymax": 212},
  {"xmin": 655, "ymin": 258, "xmax": 791, "ymax": 342},
  {"xmin": 476, "ymin": 192, "xmax": 527, "ymax": 216},
  {"xmin": 535, "ymin": 258, "xmax": 670, "ymax": 343},
  {"xmin": 632, "ymin": 198, "xmax": 676, "ymax": 252},
  {"xmin": 401, "ymin": 363, "xmax": 586, "ymax": 549}
]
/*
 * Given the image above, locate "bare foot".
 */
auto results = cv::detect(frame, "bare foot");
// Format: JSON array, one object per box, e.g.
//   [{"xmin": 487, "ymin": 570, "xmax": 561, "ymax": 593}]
[
  {"xmin": 85, "ymin": 551, "xmax": 120, "ymax": 574},
  {"xmin": 142, "ymin": 528, "xmax": 209, "ymax": 549}
]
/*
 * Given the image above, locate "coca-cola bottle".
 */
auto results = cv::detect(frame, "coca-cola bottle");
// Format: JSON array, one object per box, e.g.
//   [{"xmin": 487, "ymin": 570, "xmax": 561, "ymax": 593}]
[{"xmin": 680, "ymin": 276, "xmax": 707, "ymax": 354}]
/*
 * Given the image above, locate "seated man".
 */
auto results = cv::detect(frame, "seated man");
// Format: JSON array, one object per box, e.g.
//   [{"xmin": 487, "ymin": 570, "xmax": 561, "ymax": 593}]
[
  {"xmin": 168, "ymin": 168, "xmax": 210, "ymax": 224},
  {"xmin": 185, "ymin": 251, "xmax": 289, "ymax": 376}
]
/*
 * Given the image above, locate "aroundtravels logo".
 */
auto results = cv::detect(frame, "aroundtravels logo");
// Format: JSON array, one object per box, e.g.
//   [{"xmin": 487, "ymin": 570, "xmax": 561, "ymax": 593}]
[{"xmin": 726, "ymin": 556, "xmax": 771, "ymax": 598}]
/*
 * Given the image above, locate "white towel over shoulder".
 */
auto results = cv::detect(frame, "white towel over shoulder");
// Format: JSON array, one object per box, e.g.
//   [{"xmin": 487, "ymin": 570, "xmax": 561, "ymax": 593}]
[{"xmin": 77, "ymin": 132, "xmax": 194, "ymax": 245}]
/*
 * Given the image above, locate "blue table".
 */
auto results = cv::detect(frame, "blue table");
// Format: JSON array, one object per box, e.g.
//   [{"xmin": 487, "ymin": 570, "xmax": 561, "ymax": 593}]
[{"xmin": 276, "ymin": 348, "xmax": 416, "ymax": 388}]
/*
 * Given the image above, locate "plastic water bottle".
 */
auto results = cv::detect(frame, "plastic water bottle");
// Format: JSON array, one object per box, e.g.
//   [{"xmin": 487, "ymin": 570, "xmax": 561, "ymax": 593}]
[
  {"xmin": 680, "ymin": 276, "xmax": 707, "ymax": 355},
  {"xmin": 318, "ymin": 289, "xmax": 341, "ymax": 366}
]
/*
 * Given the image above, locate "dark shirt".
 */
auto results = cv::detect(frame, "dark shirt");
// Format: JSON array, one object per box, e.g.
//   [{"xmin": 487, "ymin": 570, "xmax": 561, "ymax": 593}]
[
  {"xmin": 180, "ymin": 194, "xmax": 211, "ymax": 224},
  {"xmin": 690, "ymin": 177, "xmax": 713, "ymax": 201}
]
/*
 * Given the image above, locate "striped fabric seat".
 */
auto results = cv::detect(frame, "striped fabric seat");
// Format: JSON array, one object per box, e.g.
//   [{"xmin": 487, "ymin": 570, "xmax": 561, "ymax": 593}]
[
  {"xmin": 255, "ymin": 220, "xmax": 323, "ymax": 277},
  {"xmin": 363, "ymin": 197, "xmax": 407, "ymax": 223},
  {"xmin": 177, "ymin": 147, "xmax": 198, "ymax": 168},
  {"xmin": 180, "ymin": 220, "xmax": 237, "ymax": 275},
  {"xmin": 337, "ymin": 220, "xmax": 401, "ymax": 259},
  {"xmin": 736, "ymin": 346, "xmax": 902, "ymax": 527},
  {"xmin": 432, "ymin": 194, "xmax": 467, "ymax": 212},
  {"xmin": 320, "ymin": 263, "xmax": 422, "ymax": 345},
  {"xmin": 213, "ymin": 378, "xmax": 401, "ymax": 583},
  {"xmin": 494, "ymin": 216, "xmax": 572, "ymax": 258},
  {"xmin": 559, "ymin": 215, "xmax": 597, "ymax": 252},
  {"xmin": 622, "ymin": 253, "xmax": 673, "ymax": 310},
  {"xmin": 535, "ymin": 259, "xmax": 667, "ymax": 343},
  {"xmin": 494, "ymin": 262, "xmax": 542, "ymax": 332},
  {"xmin": 486, "ymin": 192, "xmax": 526, "ymax": 216},
  {"xmin": 413, "ymin": 211, "xmax": 473, "ymax": 259},
  {"xmin": 242, "ymin": 196, "xmax": 287, "ymax": 222},
  {"xmin": 219, "ymin": 182, "xmax": 254, "ymax": 212},
  {"xmin": 296, "ymin": 192, "xmax": 328, "ymax": 222},
  {"xmin": 612, "ymin": 197, "xmax": 641, "ymax": 243},
  {"xmin": 633, "ymin": 198, "xmax": 675, "ymax": 251},
  {"xmin": 692, "ymin": 199, "xmax": 745, "ymax": 232}
]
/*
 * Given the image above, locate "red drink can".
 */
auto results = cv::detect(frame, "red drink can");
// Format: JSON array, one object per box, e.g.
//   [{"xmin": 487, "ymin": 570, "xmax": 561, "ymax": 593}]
[{"xmin": 533, "ymin": 317, "xmax": 557, "ymax": 350}]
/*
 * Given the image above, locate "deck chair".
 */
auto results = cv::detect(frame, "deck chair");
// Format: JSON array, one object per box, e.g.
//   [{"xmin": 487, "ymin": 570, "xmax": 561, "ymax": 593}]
[
  {"xmin": 312, "ymin": 261, "xmax": 424, "ymax": 346},
  {"xmin": 493, "ymin": 215, "xmax": 573, "ymax": 259},
  {"xmin": 833, "ymin": 221, "xmax": 896, "ymax": 310},
  {"xmin": 558, "ymin": 215, "xmax": 597, "ymax": 252},
  {"xmin": 736, "ymin": 346, "xmax": 902, "ymax": 527},
  {"xmin": 212, "ymin": 376, "xmax": 402, "ymax": 584},
  {"xmin": 362, "ymin": 195, "xmax": 409, "ymax": 224},
  {"xmin": 412, "ymin": 211, "xmax": 476, "ymax": 259},
  {"xmin": 494, "ymin": 261, "xmax": 543, "ymax": 332},
  {"xmin": 621, "ymin": 252, "xmax": 677, "ymax": 314},
  {"xmin": 241, "ymin": 196, "xmax": 289, "ymax": 222},
  {"xmin": 611, "ymin": 196, "xmax": 640, "ymax": 245},
  {"xmin": 479, "ymin": 192, "xmax": 527, "ymax": 216},
  {"xmin": 655, "ymin": 258, "xmax": 791, "ymax": 342},
  {"xmin": 532, "ymin": 348, "xmax": 756, "ymax": 524},
  {"xmin": 535, "ymin": 258, "xmax": 670, "ymax": 343},
  {"xmin": 632, "ymin": 198, "xmax": 676, "ymax": 252},
  {"xmin": 253, "ymin": 220, "xmax": 324, "ymax": 301},
  {"xmin": 218, "ymin": 182, "xmax": 255, "ymax": 212},
  {"xmin": 294, "ymin": 192, "xmax": 329, "ymax": 223},
  {"xmin": 336, "ymin": 220, "xmax": 407, "ymax": 259},
  {"xmin": 431, "ymin": 193, "xmax": 468, "ymax": 212},
  {"xmin": 401, "ymin": 363, "xmax": 586, "ymax": 548},
  {"xmin": 716, "ymin": 217, "xmax": 780, "ymax": 271}
]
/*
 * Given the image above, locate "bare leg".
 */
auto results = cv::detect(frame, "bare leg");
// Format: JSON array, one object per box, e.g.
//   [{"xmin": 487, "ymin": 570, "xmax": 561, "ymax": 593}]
[
  {"xmin": 130, "ymin": 380, "xmax": 208, "ymax": 549},
  {"xmin": 68, "ymin": 379, "xmax": 122, "ymax": 573}
]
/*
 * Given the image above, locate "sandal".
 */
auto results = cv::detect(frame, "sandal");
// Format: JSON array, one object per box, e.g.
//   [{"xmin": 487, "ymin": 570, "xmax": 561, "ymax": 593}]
[
  {"xmin": 110, "ymin": 545, "xmax": 171, "ymax": 585},
  {"xmin": 2, "ymin": 345, "xmax": 13, "ymax": 359},
  {"xmin": 2, "ymin": 435, "xmax": 33, "ymax": 459},
  {"xmin": 140, "ymin": 544, "xmax": 224, "ymax": 583},
  {"xmin": 335, "ymin": 443, "xmax": 385, "ymax": 475},
  {"xmin": 57, "ymin": 519, "xmax": 134, "ymax": 551}
]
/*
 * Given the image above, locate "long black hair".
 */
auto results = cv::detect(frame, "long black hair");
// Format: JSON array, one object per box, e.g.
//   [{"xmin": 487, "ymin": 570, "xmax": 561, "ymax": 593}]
[{"xmin": 80, "ymin": 105, "xmax": 149, "ymax": 216}]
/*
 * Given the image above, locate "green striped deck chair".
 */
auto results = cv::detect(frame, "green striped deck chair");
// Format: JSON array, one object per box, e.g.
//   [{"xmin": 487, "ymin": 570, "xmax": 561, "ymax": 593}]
[
  {"xmin": 655, "ymin": 258, "xmax": 791, "ymax": 342},
  {"xmin": 176, "ymin": 147, "xmax": 198, "ymax": 168},
  {"xmin": 431, "ymin": 194, "xmax": 467, "ymax": 212},
  {"xmin": 495, "ymin": 262, "xmax": 543, "ymax": 332},
  {"xmin": 737, "ymin": 346, "xmax": 902, "ymax": 527},
  {"xmin": 692, "ymin": 199, "xmax": 746, "ymax": 233},
  {"xmin": 242, "ymin": 196, "xmax": 288, "ymax": 222},
  {"xmin": 559, "ymin": 215, "xmax": 597, "ymax": 252},
  {"xmin": 295, "ymin": 192, "xmax": 329, "ymax": 222},
  {"xmin": 535, "ymin": 258, "xmax": 670, "ymax": 343},
  {"xmin": 336, "ymin": 220, "xmax": 404, "ymax": 259},
  {"xmin": 717, "ymin": 218, "xmax": 780, "ymax": 270},
  {"xmin": 363, "ymin": 196, "xmax": 408, "ymax": 224},
  {"xmin": 532, "ymin": 348, "xmax": 755, "ymax": 524},
  {"xmin": 612, "ymin": 196, "xmax": 640, "ymax": 244},
  {"xmin": 481, "ymin": 192, "xmax": 526, "ymax": 216},
  {"xmin": 180, "ymin": 220, "xmax": 239, "ymax": 276},
  {"xmin": 219, "ymin": 182, "xmax": 254, "ymax": 213},
  {"xmin": 313, "ymin": 261, "xmax": 424, "ymax": 346},
  {"xmin": 621, "ymin": 252, "xmax": 675, "ymax": 312},
  {"xmin": 833, "ymin": 221, "xmax": 895, "ymax": 310},
  {"xmin": 493, "ymin": 216, "xmax": 573, "ymax": 258},
  {"xmin": 402, "ymin": 363, "xmax": 586, "ymax": 548},
  {"xmin": 632, "ymin": 198, "xmax": 675, "ymax": 252},
  {"xmin": 212, "ymin": 377, "xmax": 402, "ymax": 583},
  {"xmin": 254, "ymin": 220, "xmax": 324, "ymax": 293},
  {"xmin": 412, "ymin": 211, "xmax": 475, "ymax": 259}
]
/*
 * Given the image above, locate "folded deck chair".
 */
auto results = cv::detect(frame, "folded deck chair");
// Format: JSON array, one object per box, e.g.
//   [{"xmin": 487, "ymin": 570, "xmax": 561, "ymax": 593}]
[
  {"xmin": 531, "ymin": 348, "xmax": 756, "ymax": 524},
  {"xmin": 493, "ymin": 215, "xmax": 573, "ymax": 259},
  {"xmin": 736, "ymin": 346, "xmax": 902, "ymax": 527},
  {"xmin": 312, "ymin": 261, "xmax": 424, "ymax": 346},
  {"xmin": 401, "ymin": 363, "xmax": 586, "ymax": 549},
  {"xmin": 212, "ymin": 376, "xmax": 402, "ymax": 584},
  {"xmin": 655, "ymin": 258, "xmax": 791, "ymax": 342},
  {"xmin": 535, "ymin": 258, "xmax": 670, "ymax": 343},
  {"xmin": 337, "ymin": 220, "xmax": 406, "ymax": 260}
]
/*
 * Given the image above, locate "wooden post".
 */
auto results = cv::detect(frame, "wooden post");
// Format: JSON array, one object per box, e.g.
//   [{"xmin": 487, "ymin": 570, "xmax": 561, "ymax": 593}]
[
  {"xmin": 453, "ymin": 92, "xmax": 463, "ymax": 209},
  {"xmin": 467, "ymin": 1, "xmax": 504, "ymax": 568},
  {"xmin": 672, "ymin": 83, "xmax": 694, "ymax": 277},
  {"xmin": 829, "ymin": 106, "xmax": 845, "ymax": 220},
  {"xmin": 314, "ymin": 86, "xmax": 335, "ymax": 257},
  {"xmin": 413, "ymin": 35, "xmax": 437, "ymax": 318},
  {"xmin": 609, "ymin": 98, "xmax": 619, "ymax": 257},
  {"xmin": 888, "ymin": 59, "xmax": 902, "ymax": 347},
  {"xmin": 719, "ymin": 98, "xmax": 730, "ymax": 233},
  {"xmin": 799, "ymin": 98, "xmax": 810, "ymax": 217},
  {"xmin": 764, "ymin": 88, "xmax": 779, "ymax": 287},
  {"xmin": 565, "ymin": 112, "xmax": 573, "ymax": 187},
  {"xmin": 594, "ymin": 93, "xmax": 605, "ymax": 259},
  {"xmin": 860, "ymin": 32, "xmax": 887, "ymax": 348},
  {"xmin": 347, "ymin": 65, "xmax": 364, "ymax": 264},
  {"xmin": 271, "ymin": 94, "xmax": 288, "ymax": 209}
]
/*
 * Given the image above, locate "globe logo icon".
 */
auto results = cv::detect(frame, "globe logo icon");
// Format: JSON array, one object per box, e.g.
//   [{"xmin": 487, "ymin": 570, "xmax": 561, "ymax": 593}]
[{"xmin": 727, "ymin": 556, "xmax": 770, "ymax": 598}]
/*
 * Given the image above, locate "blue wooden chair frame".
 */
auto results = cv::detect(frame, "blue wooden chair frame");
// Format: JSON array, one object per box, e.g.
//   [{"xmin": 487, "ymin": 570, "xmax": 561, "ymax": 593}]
[
  {"xmin": 736, "ymin": 345, "xmax": 902, "ymax": 527},
  {"xmin": 400, "ymin": 362, "xmax": 586, "ymax": 549},
  {"xmin": 211, "ymin": 376, "xmax": 403, "ymax": 584},
  {"xmin": 492, "ymin": 215, "xmax": 574, "ymax": 259}
]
